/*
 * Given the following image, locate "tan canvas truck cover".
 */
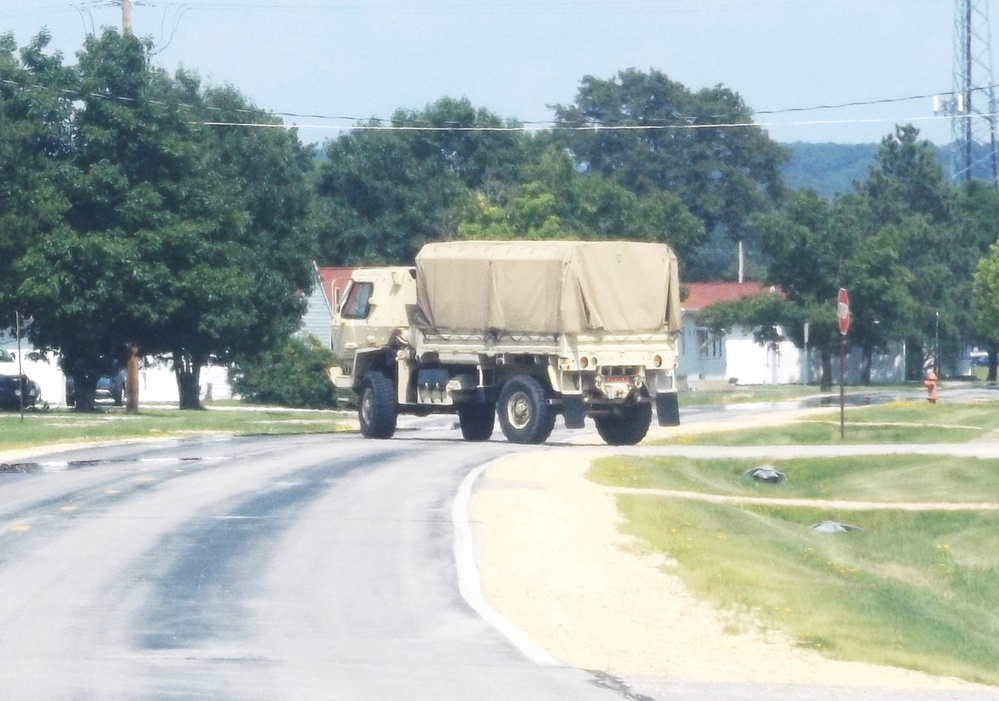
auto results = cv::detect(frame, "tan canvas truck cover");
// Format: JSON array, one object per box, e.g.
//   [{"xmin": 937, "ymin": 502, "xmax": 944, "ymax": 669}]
[{"xmin": 415, "ymin": 240, "xmax": 681, "ymax": 334}]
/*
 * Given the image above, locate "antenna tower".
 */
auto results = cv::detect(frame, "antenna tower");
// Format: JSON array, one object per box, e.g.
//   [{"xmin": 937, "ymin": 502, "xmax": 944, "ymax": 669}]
[{"xmin": 951, "ymin": 0, "xmax": 999, "ymax": 185}]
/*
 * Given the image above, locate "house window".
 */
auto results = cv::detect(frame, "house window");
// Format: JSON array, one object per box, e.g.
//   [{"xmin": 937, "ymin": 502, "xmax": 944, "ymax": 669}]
[{"xmin": 340, "ymin": 282, "xmax": 373, "ymax": 319}]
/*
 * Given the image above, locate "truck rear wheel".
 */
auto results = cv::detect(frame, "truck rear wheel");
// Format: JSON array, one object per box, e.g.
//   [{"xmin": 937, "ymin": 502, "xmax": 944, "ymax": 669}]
[
  {"xmin": 458, "ymin": 403, "xmax": 495, "ymax": 441},
  {"xmin": 359, "ymin": 371, "xmax": 397, "ymax": 439},
  {"xmin": 498, "ymin": 375, "xmax": 555, "ymax": 444},
  {"xmin": 594, "ymin": 402, "xmax": 652, "ymax": 446}
]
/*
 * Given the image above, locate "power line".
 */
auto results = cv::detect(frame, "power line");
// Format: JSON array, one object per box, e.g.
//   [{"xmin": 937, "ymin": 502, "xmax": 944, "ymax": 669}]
[{"xmin": 0, "ymin": 71, "xmax": 973, "ymax": 135}]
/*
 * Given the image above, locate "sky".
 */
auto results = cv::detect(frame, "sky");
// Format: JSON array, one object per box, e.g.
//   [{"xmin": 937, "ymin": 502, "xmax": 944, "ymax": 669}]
[{"xmin": 0, "ymin": 0, "xmax": 984, "ymax": 147}]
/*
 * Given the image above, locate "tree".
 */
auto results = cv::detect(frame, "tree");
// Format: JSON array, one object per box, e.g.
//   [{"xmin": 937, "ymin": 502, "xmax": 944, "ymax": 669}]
[
  {"xmin": 230, "ymin": 335, "xmax": 338, "ymax": 409},
  {"xmin": 956, "ymin": 181, "xmax": 999, "ymax": 379},
  {"xmin": 837, "ymin": 211, "xmax": 916, "ymax": 383},
  {"xmin": 16, "ymin": 30, "xmax": 195, "ymax": 409},
  {"xmin": 14, "ymin": 30, "xmax": 315, "ymax": 410},
  {"xmin": 747, "ymin": 189, "xmax": 852, "ymax": 390},
  {"xmin": 974, "ymin": 242, "xmax": 999, "ymax": 381},
  {"xmin": 458, "ymin": 144, "xmax": 705, "ymax": 252},
  {"xmin": 0, "ymin": 32, "xmax": 75, "ymax": 331},
  {"xmin": 856, "ymin": 126, "xmax": 981, "ymax": 378},
  {"xmin": 157, "ymin": 77, "xmax": 317, "ymax": 408},
  {"xmin": 315, "ymin": 98, "xmax": 526, "ymax": 266},
  {"xmin": 551, "ymin": 68, "xmax": 787, "ymax": 279}
]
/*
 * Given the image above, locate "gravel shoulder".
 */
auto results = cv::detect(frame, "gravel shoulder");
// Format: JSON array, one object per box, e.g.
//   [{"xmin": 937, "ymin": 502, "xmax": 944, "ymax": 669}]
[{"xmin": 470, "ymin": 408, "xmax": 994, "ymax": 690}]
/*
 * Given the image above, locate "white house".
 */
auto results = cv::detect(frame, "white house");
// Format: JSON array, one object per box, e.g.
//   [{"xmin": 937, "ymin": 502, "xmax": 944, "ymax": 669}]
[
  {"xmin": 679, "ymin": 282, "xmax": 906, "ymax": 387},
  {"xmin": 679, "ymin": 282, "xmax": 803, "ymax": 386}
]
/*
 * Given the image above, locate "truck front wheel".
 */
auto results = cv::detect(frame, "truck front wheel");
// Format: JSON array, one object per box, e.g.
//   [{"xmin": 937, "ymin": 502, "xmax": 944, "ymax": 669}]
[
  {"xmin": 358, "ymin": 371, "xmax": 398, "ymax": 439},
  {"xmin": 594, "ymin": 402, "xmax": 652, "ymax": 446},
  {"xmin": 498, "ymin": 375, "xmax": 555, "ymax": 444},
  {"xmin": 458, "ymin": 403, "xmax": 495, "ymax": 441}
]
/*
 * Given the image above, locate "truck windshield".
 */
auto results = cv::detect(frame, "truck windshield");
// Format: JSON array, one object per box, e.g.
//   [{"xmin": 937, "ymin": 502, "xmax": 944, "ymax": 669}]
[{"xmin": 340, "ymin": 281, "xmax": 373, "ymax": 319}]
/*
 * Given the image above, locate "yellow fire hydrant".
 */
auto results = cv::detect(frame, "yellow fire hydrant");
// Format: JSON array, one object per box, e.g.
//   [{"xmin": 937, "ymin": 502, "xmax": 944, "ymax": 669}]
[{"xmin": 924, "ymin": 371, "xmax": 938, "ymax": 404}]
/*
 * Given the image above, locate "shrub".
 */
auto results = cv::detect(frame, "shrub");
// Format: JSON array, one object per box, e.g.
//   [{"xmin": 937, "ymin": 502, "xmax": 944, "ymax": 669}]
[{"xmin": 230, "ymin": 335, "xmax": 339, "ymax": 409}]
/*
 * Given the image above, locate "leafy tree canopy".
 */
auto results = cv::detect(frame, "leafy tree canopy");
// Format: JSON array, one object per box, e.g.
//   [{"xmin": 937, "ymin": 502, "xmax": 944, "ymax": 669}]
[
  {"xmin": 458, "ymin": 144, "xmax": 705, "ymax": 252},
  {"xmin": 8, "ymin": 30, "xmax": 315, "ymax": 409},
  {"xmin": 315, "ymin": 97, "xmax": 526, "ymax": 266},
  {"xmin": 551, "ymin": 68, "xmax": 787, "ymax": 279}
]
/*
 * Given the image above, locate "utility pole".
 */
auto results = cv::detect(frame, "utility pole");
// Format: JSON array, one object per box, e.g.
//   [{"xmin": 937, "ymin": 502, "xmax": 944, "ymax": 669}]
[
  {"xmin": 950, "ymin": 0, "xmax": 999, "ymax": 186},
  {"xmin": 121, "ymin": 0, "xmax": 133, "ymax": 35}
]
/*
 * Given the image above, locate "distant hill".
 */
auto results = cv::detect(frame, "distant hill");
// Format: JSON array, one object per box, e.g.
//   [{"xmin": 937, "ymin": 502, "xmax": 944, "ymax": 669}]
[
  {"xmin": 780, "ymin": 142, "xmax": 878, "ymax": 196},
  {"xmin": 780, "ymin": 141, "xmax": 995, "ymax": 197}
]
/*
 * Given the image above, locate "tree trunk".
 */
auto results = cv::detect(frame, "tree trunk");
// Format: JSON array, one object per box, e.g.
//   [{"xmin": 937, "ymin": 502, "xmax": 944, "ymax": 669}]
[
  {"xmin": 70, "ymin": 372, "xmax": 98, "ymax": 413},
  {"xmin": 126, "ymin": 344, "xmax": 140, "ymax": 412},
  {"xmin": 861, "ymin": 346, "xmax": 873, "ymax": 385},
  {"xmin": 173, "ymin": 351, "xmax": 205, "ymax": 410},
  {"xmin": 820, "ymin": 347, "xmax": 833, "ymax": 392}
]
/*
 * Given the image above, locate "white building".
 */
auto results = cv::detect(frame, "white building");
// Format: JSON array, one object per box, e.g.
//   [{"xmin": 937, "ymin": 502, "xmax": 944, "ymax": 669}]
[{"xmin": 679, "ymin": 282, "xmax": 906, "ymax": 387}]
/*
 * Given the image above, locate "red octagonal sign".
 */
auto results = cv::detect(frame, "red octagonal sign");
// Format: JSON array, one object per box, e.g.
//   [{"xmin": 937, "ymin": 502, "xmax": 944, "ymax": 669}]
[{"xmin": 837, "ymin": 287, "xmax": 850, "ymax": 335}]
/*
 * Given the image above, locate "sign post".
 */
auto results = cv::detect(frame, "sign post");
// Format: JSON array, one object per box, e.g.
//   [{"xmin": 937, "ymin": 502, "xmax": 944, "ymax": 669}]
[{"xmin": 837, "ymin": 288, "xmax": 850, "ymax": 440}]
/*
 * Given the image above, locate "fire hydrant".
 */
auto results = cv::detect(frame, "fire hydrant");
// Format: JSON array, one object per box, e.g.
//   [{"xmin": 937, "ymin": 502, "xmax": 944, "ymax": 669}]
[{"xmin": 924, "ymin": 371, "xmax": 938, "ymax": 404}]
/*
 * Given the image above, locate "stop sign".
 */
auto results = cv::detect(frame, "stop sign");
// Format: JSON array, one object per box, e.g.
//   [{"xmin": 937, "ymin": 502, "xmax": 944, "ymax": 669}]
[{"xmin": 837, "ymin": 288, "xmax": 850, "ymax": 335}]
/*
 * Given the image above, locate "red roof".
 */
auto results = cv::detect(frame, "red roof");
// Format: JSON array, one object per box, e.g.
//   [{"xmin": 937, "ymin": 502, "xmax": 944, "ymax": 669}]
[
  {"xmin": 317, "ymin": 267, "xmax": 354, "ymax": 309},
  {"xmin": 682, "ymin": 282, "xmax": 775, "ymax": 312}
]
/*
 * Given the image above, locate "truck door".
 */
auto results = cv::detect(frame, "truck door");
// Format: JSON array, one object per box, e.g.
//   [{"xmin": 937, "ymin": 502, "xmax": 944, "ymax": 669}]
[{"xmin": 332, "ymin": 279, "xmax": 374, "ymax": 361}]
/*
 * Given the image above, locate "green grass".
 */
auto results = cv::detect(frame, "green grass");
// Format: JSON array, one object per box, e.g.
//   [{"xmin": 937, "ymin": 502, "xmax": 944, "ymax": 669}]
[
  {"xmin": 615, "ymin": 496, "xmax": 999, "ymax": 684},
  {"xmin": 678, "ymin": 384, "xmax": 825, "ymax": 407},
  {"xmin": 658, "ymin": 399, "xmax": 999, "ymax": 445},
  {"xmin": 0, "ymin": 405, "xmax": 350, "ymax": 452},
  {"xmin": 589, "ymin": 454, "xmax": 999, "ymax": 503}
]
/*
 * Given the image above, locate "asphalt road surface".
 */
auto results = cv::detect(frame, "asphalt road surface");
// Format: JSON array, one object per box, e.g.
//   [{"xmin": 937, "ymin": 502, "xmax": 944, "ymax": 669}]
[
  {"xmin": 1, "ymin": 415, "xmax": 998, "ymax": 701},
  {"xmin": 0, "ymin": 432, "xmax": 642, "ymax": 700}
]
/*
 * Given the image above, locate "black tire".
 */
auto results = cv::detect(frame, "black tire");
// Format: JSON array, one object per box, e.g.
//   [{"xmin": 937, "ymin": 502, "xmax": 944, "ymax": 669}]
[
  {"xmin": 358, "ymin": 371, "xmax": 397, "ymax": 439},
  {"xmin": 458, "ymin": 403, "xmax": 495, "ymax": 441},
  {"xmin": 497, "ymin": 375, "xmax": 555, "ymax": 444},
  {"xmin": 594, "ymin": 402, "xmax": 653, "ymax": 446}
]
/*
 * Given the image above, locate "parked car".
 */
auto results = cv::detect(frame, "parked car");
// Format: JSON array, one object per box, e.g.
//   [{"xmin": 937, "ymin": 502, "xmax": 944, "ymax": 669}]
[
  {"xmin": 0, "ymin": 373, "xmax": 41, "ymax": 410},
  {"xmin": 65, "ymin": 371, "xmax": 125, "ymax": 407}
]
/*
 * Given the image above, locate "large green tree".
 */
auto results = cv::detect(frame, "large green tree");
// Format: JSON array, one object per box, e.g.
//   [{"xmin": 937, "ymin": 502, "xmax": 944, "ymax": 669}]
[
  {"xmin": 14, "ymin": 30, "xmax": 315, "ymax": 409},
  {"xmin": 315, "ymin": 97, "xmax": 526, "ymax": 265},
  {"xmin": 974, "ymin": 242, "xmax": 999, "ymax": 380},
  {"xmin": 551, "ymin": 68, "xmax": 787, "ymax": 280},
  {"xmin": 964, "ymin": 182, "xmax": 999, "ymax": 379},
  {"xmin": 856, "ymin": 126, "xmax": 986, "ymax": 378},
  {"xmin": 16, "ymin": 30, "xmax": 193, "ymax": 408},
  {"xmin": 457, "ymin": 144, "xmax": 705, "ymax": 252},
  {"xmin": 0, "ymin": 32, "xmax": 75, "ymax": 331},
  {"xmin": 745, "ymin": 189, "xmax": 851, "ymax": 389},
  {"xmin": 160, "ymin": 78, "xmax": 317, "ymax": 408}
]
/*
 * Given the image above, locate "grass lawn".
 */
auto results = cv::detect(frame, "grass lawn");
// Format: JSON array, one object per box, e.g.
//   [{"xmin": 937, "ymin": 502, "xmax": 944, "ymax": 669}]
[
  {"xmin": 615, "ymin": 496, "xmax": 999, "ymax": 685},
  {"xmin": 658, "ymin": 399, "xmax": 999, "ymax": 445},
  {"xmin": 0, "ymin": 405, "xmax": 351, "ymax": 453},
  {"xmin": 591, "ymin": 398, "xmax": 999, "ymax": 685}
]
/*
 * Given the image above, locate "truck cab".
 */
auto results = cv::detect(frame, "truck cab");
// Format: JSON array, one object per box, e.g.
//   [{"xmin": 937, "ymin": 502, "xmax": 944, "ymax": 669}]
[{"xmin": 330, "ymin": 266, "xmax": 416, "ymax": 394}]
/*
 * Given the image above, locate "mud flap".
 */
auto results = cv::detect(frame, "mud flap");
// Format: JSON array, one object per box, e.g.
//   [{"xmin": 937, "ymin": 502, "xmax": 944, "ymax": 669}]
[
  {"xmin": 562, "ymin": 395, "xmax": 586, "ymax": 429},
  {"xmin": 656, "ymin": 392, "xmax": 680, "ymax": 426}
]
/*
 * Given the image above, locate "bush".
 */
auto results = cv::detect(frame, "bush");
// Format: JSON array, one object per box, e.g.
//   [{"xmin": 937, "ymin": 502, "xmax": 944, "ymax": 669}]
[{"xmin": 230, "ymin": 335, "xmax": 339, "ymax": 409}]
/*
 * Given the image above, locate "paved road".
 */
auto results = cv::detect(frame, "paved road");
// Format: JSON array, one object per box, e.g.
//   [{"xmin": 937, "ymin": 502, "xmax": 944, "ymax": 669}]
[{"xmin": 0, "ymin": 434, "xmax": 632, "ymax": 701}]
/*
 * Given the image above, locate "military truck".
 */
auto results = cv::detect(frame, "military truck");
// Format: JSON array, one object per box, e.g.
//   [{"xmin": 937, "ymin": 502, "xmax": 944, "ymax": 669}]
[{"xmin": 329, "ymin": 240, "xmax": 682, "ymax": 445}]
